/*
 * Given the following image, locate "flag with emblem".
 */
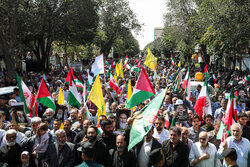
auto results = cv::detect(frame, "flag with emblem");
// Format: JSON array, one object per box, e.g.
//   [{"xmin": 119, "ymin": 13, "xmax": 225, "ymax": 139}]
[
  {"xmin": 128, "ymin": 89, "xmax": 166, "ymax": 150},
  {"xmin": 16, "ymin": 74, "xmax": 37, "ymax": 117},
  {"xmin": 88, "ymin": 74, "xmax": 106, "ymax": 121}
]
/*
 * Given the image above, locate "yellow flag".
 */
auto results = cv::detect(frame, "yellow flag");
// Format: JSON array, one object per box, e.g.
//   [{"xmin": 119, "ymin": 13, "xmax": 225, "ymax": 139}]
[
  {"xmin": 162, "ymin": 72, "xmax": 165, "ymax": 79},
  {"xmin": 127, "ymin": 80, "xmax": 132, "ymax": 102},
  {"xmin": 115, "ymin": 63, "xmax": 120, "ymax": 78},
  {"xmin": 119, "ymin": 59, "xmax": 124, "ymax": 78},
  {"xmin": 58, "ymin": 87, "xmax": 65, "ymax": 106},
  {"xmin": 178, "ymin": 61, "xmax": 181, "ymax": 67},
  {"xmin": 144, "ymin": 48, "xmax": 157, "ymax": 71},
  {"xmin": 88, "ymin": 74, "xmax": 106, "ymax": 121}
]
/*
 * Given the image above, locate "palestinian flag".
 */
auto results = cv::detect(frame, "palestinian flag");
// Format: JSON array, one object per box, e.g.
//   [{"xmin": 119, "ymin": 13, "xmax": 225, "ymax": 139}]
[
  {"xmin": 65, "ymin": 67, "xmax": 84, "ymax": 91},
  {"xmin": 131, "ymin": 65, "xmax": 139, "ymax": 72},
  {"xmin": 124, "ymin": 55, "xmax": 131, "ymax": 70},
  {"xmin": 171, "ymin": 57, "xmax": 175, "ymax": 66},
  {"xmin": 110, "ymin": 74, "xmax": 121, "ymax": 94},
  {"xmin": 204, "ymin": 65, "xmax": 209, "ymax": 78},
  {"xmin": 16, "ymin": 74, "xmax": 37, "ymax": 117},
  {"xmin": 182, "ymin": 67, "xmax": 191, "ymax": 99},
  {"xmin": 165, "ymin": 110, "xmax": 170, "ymax": 129},
  {"xmin": 125, "ymin": 67, "xmax": 155, "ymax": 109},
  {"xmin": 193, "ymin": 79, "xmax": 212, "ymax": 119},
  {"xmin": 68, "ymin": 74, "xmax": 82, "ymax": 107},
  {"xmin": 128, "ymin": 88, "xmax": 166, "ymax": 150},
  {"xmin": 36, "ymin": 78, "xmax": 56, "ymax": 111}
]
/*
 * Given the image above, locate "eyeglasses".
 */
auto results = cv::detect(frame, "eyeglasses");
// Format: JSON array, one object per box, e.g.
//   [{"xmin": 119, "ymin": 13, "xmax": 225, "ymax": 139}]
[
  {"xmin": 199, "ymin": 137, "xmax": 206, "ymax": 140},
  {"xmin": 155, "ymin": 122, "xmax": 163, "ymax": 125}
]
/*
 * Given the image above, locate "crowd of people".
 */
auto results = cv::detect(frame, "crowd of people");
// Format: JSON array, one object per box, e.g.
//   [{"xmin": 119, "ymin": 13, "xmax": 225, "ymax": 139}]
[{"xmin": 0, "ymin": 56, "xmax": 249, "ymax": 167}]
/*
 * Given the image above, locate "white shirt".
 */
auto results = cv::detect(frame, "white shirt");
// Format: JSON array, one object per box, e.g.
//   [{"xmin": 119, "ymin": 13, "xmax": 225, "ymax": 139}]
[
  {"xmin": 153, "ymin": 128, "xmax": 170, "ymax": 144},
  {"xmin": 189, "ymin": 142, "xmax": 221, "ymax": 167},
  {"xmin": 217, "ymin": 136, "xmax": 250, "ymax": 167},
  {"xmin": 138, "ymin": 139, "xmax": 153, "ymax": 167}
]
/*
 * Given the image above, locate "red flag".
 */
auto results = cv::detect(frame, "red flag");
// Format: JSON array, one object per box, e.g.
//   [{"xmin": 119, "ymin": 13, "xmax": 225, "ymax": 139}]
[{"xmin": 78, "ymin": 71, "xmax": 83, "ymax": 83}]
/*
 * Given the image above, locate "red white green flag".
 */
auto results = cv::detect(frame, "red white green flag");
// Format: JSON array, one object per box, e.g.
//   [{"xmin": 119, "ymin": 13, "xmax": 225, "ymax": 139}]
[
  {"xmin": 110, "ymin": 74, "xmax": 121, "ymax": 94},
  {"xmin": 204, "ymin": 65, "xmax": 209, "ymax": 78},
  {"xmin": 125, "ymin": 67, "xmax": 155, "ymax": 109},
  {"xmin": 242, "ymin": 76, "xmax": 248, "ymax": 84},
  {"xmin": 124, "ymin": 55, "xmax": 131, "ymax": 70},
  {"xmin": 68, "ymin": 73, "xmax": 82, "ymax": 107},
  {"xmin": 193, "ymin": 79, "xmax": 212, "ymax": 119},
  {"xmin": 83, "ymin": 81, "xmax": 87, "ymax": 105},
  {"xmin": 36, "ymin": 78, "xmax": 56, "ymax": 111},
  {"xmin": 182, "ymin": 67, "xmax": 191, "ymax": 100},
  {"xmin": 16, "ymin": 74, "xmax": 37, "ymax": 117},
  {"xmin": 171, "ymin": 57, "xmax": 175, "ymax": 66},
  {"xmin": 65, "ymin": 67, "xmax": 84, "ymax": 91}
]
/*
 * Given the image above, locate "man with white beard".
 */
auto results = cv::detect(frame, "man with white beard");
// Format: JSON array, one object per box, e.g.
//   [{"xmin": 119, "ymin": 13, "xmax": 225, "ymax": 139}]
[
  {"xmin": 44, "ymin": 129, "xmax": 75, "ymax": 167},
  {"xmin": 0, "ymin": 129, "xmax": 22, "ymax": 167}
]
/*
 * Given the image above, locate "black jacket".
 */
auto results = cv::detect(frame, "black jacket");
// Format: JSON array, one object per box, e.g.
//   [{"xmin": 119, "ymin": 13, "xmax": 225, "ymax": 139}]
[
  {"xmin": 108, "ymin": 147, "xmax": 136, "ymax": 167},
  {"xmin": 162, "ymin": 139, "xmax": 189, "ymax": 167},
  {"xmin": 134, "ymin": 138, "xmax": 161, "ymax": 167}
]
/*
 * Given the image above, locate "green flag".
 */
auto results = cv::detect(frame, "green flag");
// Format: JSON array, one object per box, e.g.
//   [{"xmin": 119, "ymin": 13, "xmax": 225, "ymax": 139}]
[{"xmin": 128, "ymin": 89, "xmax": 166, "ymax": 150}]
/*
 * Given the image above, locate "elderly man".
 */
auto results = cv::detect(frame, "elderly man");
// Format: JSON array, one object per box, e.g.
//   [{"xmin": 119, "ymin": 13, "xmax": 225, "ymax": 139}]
[
  {"xmin": 45, "ymin": 129, "xmax": 75, "ymax": 167},
  {"xmin": 43, "ymin": 108, "xmax": 55, "ymax": 129},
  {"xmin": 108, "ymin": 135, "xmax": 136, "ymax": 167},
  {"xmin": 162, "ymin": 126, "xmax": 190, "ymax": 167},
  {"xmin": 217, "ymin": 123, "xmax": 250, "ymax": 167},
  {"xmin": 25, "ymin": 117, "xmax": 42, "ymax": 137},
  {"xmin": 181, "ymin": 127, "xmax": 193, "ymax": 150},
  {"xmin": 0, "ymin": 129, "xmax": 22, "ymax": 167},
  {"xmin": 189, "ymin": 131, "xmax": 221, "ymax": 167}
]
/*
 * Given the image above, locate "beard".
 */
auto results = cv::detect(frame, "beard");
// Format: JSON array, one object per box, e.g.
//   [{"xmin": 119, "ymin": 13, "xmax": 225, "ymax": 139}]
[
  {"xmin": 57, "ymin": 140, "xmax": 66, "ymax": 146},
  {"xmin": 88, "ymin": 135, "xmax": 97, "ymax": 142},
  {"xmin": 117, "ymin": 146, "xmax": 126, "ymax": 152},
  {"xmin": 104, "ymin": 130, "xmax": 113, "ymax": 136},
  {"xmin": 57, "ymin": 114, "xmax": 62, "ymax": 119},
  {"xmin": 119, "ymin": 122, "xmax": 127, "ymax": 129},
  {"xmin": 6, "ymin": 140, "xmax": 16, "ymax": 147},
  {"xmin": 156, "ymin": 127, "xmax": 162, "ymax": 131}
]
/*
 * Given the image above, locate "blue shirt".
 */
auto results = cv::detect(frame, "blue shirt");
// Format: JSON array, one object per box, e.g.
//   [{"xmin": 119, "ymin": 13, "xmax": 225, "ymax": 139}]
[{"xmin": 217, "ymin": 136, "xmax": 250, "ymax": 167}]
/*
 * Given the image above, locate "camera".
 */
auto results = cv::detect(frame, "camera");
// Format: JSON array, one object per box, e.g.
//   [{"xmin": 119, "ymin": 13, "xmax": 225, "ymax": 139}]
[{"xmin": 11, "ymin": 102, "xmax": 24, "ymax": 114}]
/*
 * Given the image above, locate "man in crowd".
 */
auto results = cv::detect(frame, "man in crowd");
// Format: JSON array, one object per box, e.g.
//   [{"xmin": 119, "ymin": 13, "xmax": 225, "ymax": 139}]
[
  {"xmin": 0, "ymin": 129, "xmax": 22, "ymax": 167},
  {"xmin": 108, "ymin": 135, "xmax": 136, "ymax": 167},
  {"xmin": 135, "ymin": 126, "xmax": 161, "ymax": 167},
  {"xmin": 45, "ymin": 129, "xmax": 75, "ymax": 167},
  {"xmin": 237, "ymin": 112, "xmax": 250, "ymax": 141},
  {"xmin": 77, "ymin": 141, "xmax": 102, "ymax": 167},
  {"xmin": 98, "ymin": 119, "xmax": 117, "ymax": 150},
  {"xmin": 153, "ymin": 116, "xmax": 170, "ymax": 144},
  {"xmin": 162, "ymin": 126, "xmax": 189, "ymax": 167},
  {"xmin": 201, "ymin": 114, "xmax": 214, "ymax": 132},
  {"xmin": 189, "ymin": 131, "xmax": 221, "ymax": 167},
  {"xmin": 214, "ymin": 99, "xmax": 227, "ymax": 120},
  {"xmin": 222, "ymin": 148, "xmax": 239, "ymax": 167},
  {"xmin": 181, "ymin": 127, "xmax": 193, "ymax": 150},
  {"xmin": 149, "ymin": 148, "xmax": 165, "ymax": 167},
  {"xmin": 207, "ymin": 118, "xmax": 221, "ymax": 149},
  {"xmin": 217, "ymin": 123, "xmax": 250, "ymax": 167},
  {"xmin": 188, "ymin": 115, "xmax": 205, "ymax": 142}
]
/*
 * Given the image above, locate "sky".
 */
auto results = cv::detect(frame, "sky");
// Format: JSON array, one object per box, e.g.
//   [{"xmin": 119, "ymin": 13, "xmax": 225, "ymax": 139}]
[{"xmin": 128, "ymin": 0, "xmax": 167, "ymax": 50}]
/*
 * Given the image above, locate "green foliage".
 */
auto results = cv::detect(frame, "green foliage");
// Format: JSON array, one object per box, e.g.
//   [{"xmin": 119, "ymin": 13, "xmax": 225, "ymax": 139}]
[{"xmin": 97, "ymin": 0, "xmax": 141, "ymax": 57}]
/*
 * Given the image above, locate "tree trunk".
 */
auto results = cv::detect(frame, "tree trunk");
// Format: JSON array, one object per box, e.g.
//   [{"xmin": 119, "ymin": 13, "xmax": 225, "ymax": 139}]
[{"xmin": 1, "ymin": 47, "xmax": 15, "ymax": 79}]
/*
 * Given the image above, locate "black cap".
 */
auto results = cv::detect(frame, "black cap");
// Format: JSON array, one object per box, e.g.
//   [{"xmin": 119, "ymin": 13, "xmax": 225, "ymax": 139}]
[
  {"xmin": 149, "ymin": 148, "xmax": 164, "ymax": 165},
  {"xmin": 0, "ymin": 95, "xmax": 7, "ymax": 100},
  {"xmin": 222, "ymin": 148, "xmax": 237, "ymax": 157},
  {"xmin": 77, "ymin": 141, "xmax": 94, "ymax": 157}
]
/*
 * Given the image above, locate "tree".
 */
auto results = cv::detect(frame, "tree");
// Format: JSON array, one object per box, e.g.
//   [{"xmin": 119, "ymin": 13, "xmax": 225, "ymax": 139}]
[
  {"xmin": 97, "ymin": 0, "xmax": 141, "ymax": 57},
  {"xmin": 0, "ymin": 0, "xmax": 22, "ymax": 78},
  {"xmin": 19, "ymin": 0, "xmax": 99, "ymax": 72}
]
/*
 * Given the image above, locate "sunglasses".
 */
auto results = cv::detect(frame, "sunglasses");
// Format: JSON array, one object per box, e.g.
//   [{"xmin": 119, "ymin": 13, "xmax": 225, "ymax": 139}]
[{"xmin": 199, "ymin": 137, "xmax": 206, "ymax": 140}]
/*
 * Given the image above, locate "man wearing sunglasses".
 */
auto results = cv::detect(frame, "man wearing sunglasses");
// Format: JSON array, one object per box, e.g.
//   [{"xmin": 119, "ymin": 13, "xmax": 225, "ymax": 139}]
[
  {"xmin": 153, "ymin": 116, "xmax": 170, "ymax": 144},
  {"xmin": 189, "ymin": 131, "xmax": 221, "ymax": 167}
]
